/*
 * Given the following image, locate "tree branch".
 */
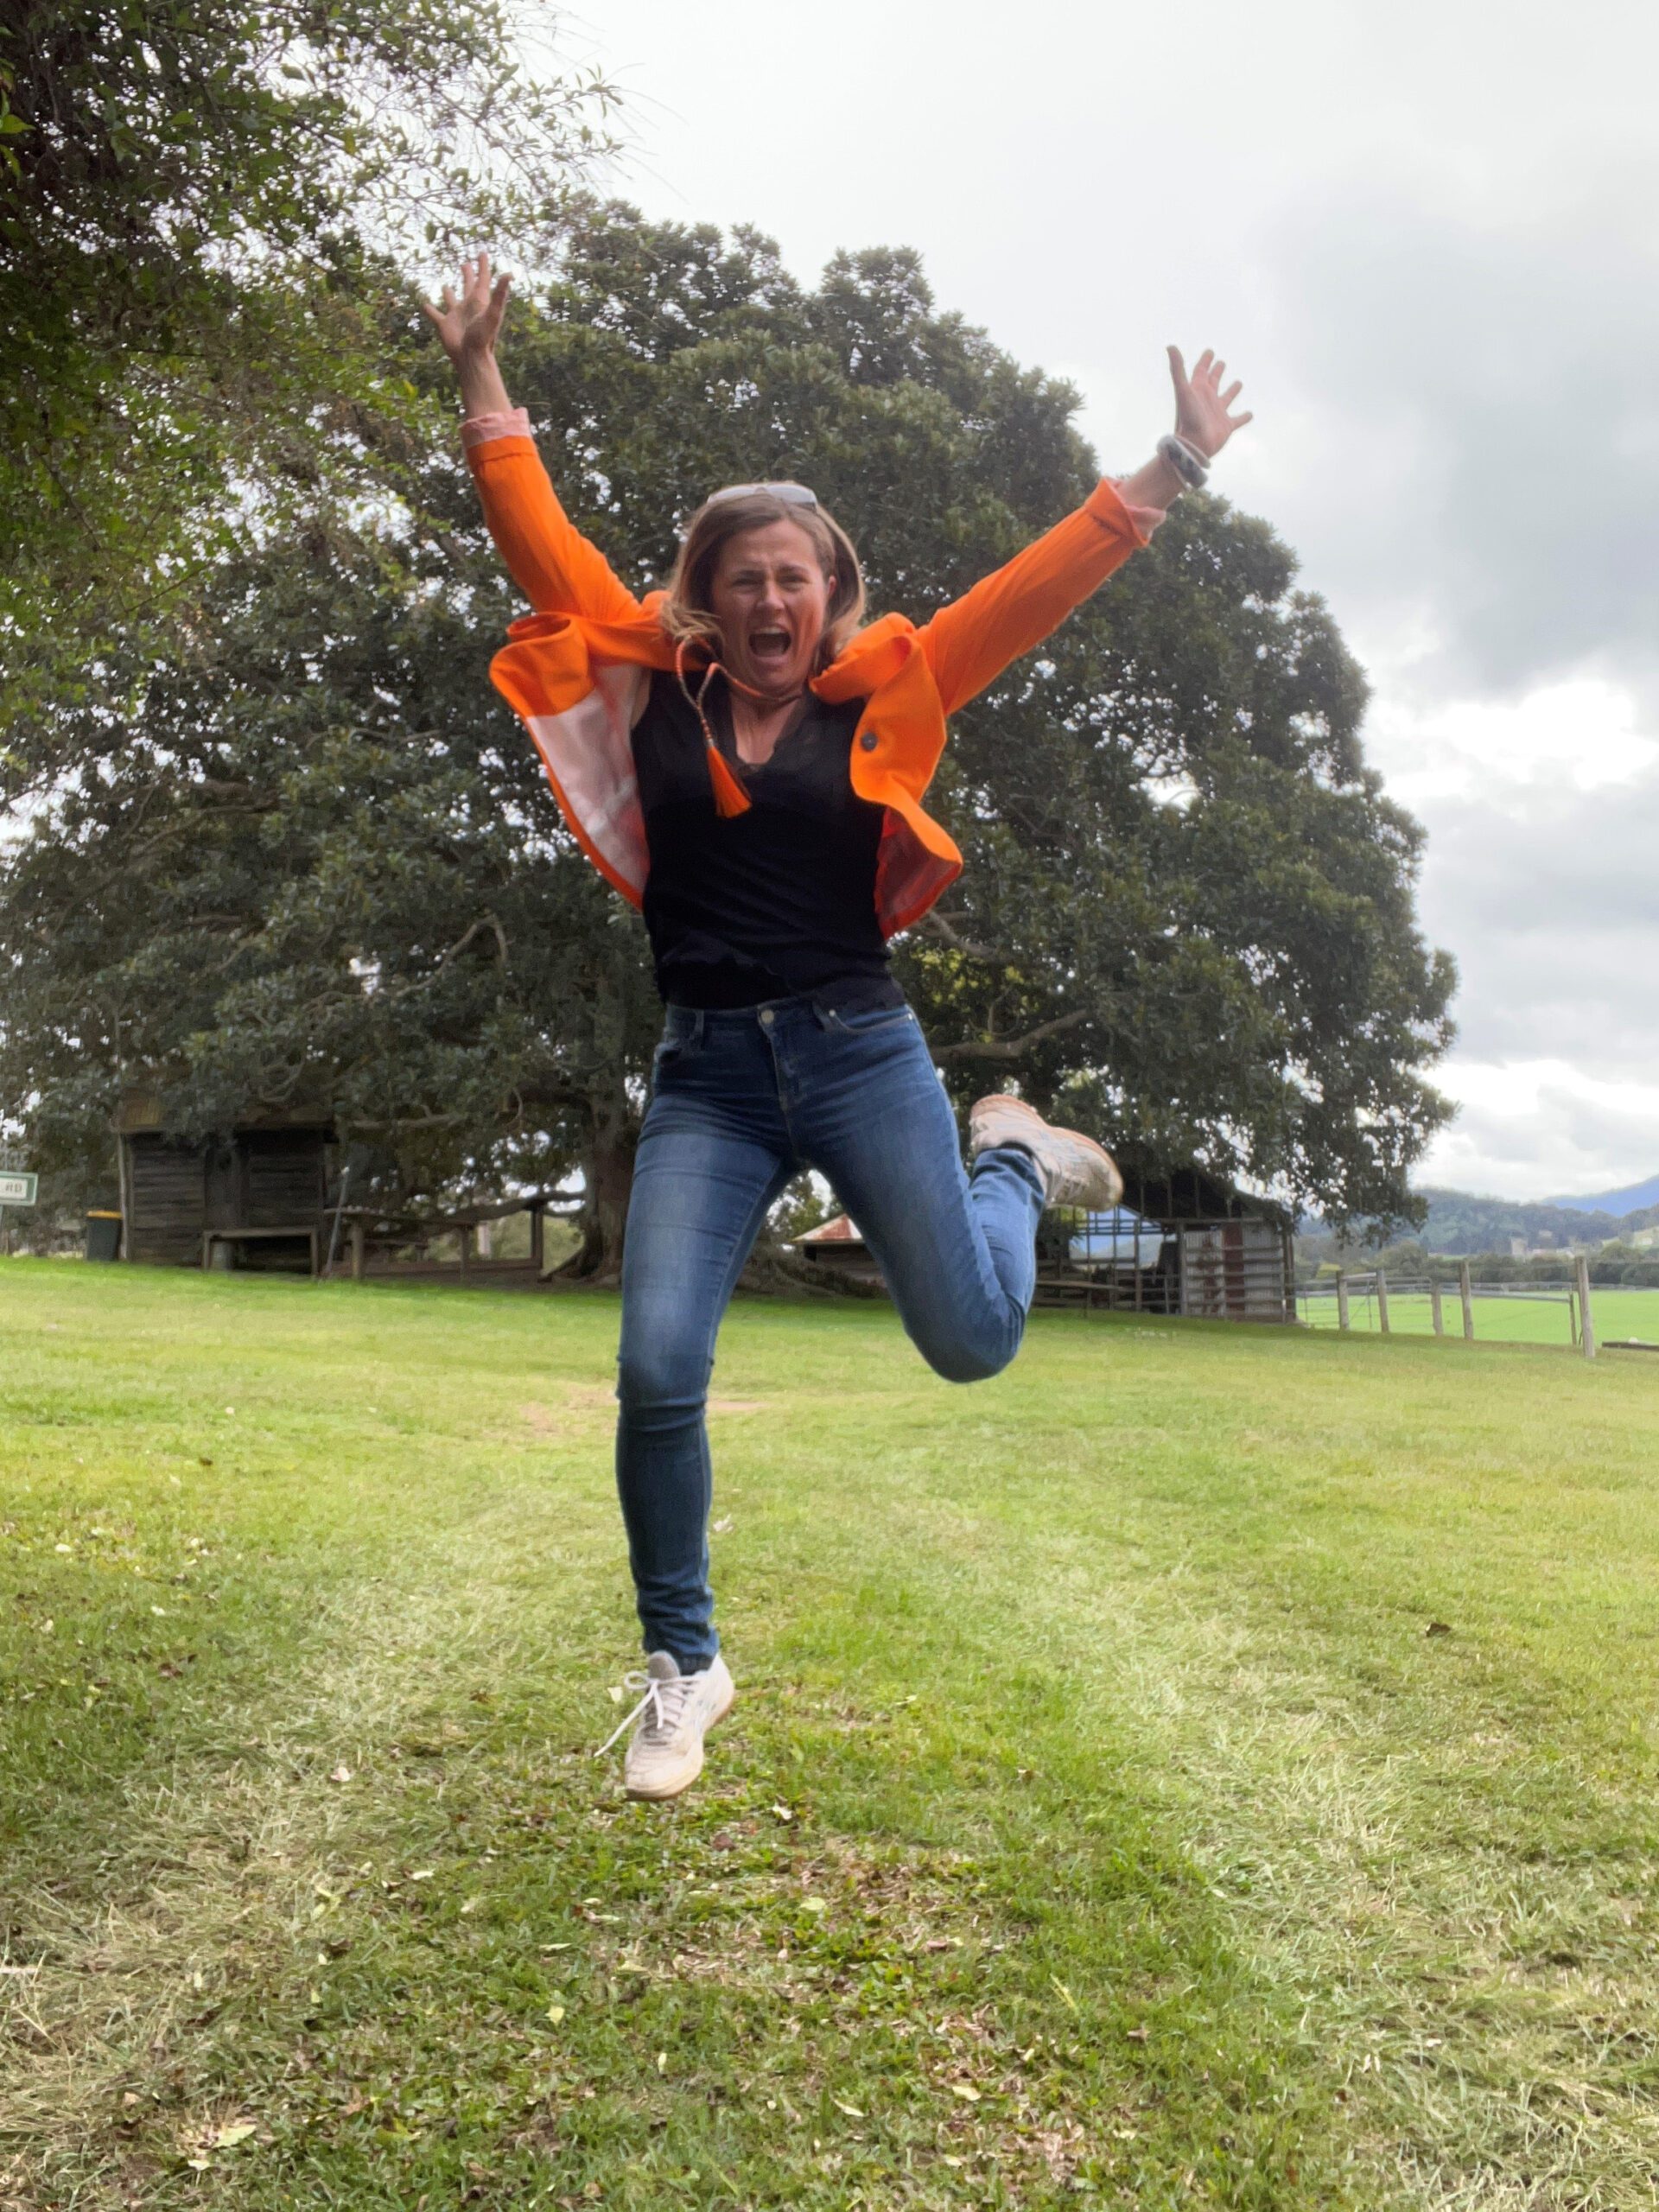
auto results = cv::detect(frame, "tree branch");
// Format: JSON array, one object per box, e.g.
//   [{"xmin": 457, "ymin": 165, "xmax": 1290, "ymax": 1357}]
[
  {"xmin": 346, "ymin": 1109, "xmax": 467, "ymax": 1131},
  {"xmin": 931, "ymin": 1007, "xmax": 1090, "ymax": 1063},
  {"xmin": 340, "ymin": 1186, "xmax": 582, "ymax": 1230},
  {"xmin": 917, "ymin": 910, "xmax": 1015, "ymax": 964},
  {"xmin": 379, "ymin": 911, "xmax": 510, "ymax": 1001}
]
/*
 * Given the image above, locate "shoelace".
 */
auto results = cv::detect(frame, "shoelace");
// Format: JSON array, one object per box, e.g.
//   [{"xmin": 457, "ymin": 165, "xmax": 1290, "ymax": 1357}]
[{"xmin": 594, "ymin": 1669, "xmax": 690, "ymax": 1759}]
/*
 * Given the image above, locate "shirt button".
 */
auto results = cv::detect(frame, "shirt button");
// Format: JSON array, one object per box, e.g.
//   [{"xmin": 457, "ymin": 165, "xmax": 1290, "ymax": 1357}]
[
  {"xmin": 760, "ymin": 1008, "xmax": 774, "ymax": 1027},
  {"xmin": 860, "ymin": 731, "xmax": 878, "ymax": 752}
]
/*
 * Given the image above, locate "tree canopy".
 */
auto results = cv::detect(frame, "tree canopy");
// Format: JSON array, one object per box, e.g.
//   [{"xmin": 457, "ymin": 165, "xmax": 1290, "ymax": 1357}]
[
  {"xmin": 0, "ymin": 195, "xmax": 1455, "ymax": 1268},
  {"xmin": 0, "ymin": 0, "xmax": 610, "ymax": 723}
]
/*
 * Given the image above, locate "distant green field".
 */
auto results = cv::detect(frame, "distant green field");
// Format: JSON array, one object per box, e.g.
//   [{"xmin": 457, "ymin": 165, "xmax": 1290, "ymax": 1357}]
[
  {"xmin": 1299, "ymin": 1282, "xmax": 1659, "ymax": 1348},
  {"xmin": 4, "ymin": 1262, "xmax": 1658, "ymax": 2209}
]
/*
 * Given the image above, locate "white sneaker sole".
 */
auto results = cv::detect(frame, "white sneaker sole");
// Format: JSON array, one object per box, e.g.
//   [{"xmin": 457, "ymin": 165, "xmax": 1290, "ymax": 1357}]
[{"xmin": 624, "ymin": 1672, "xmax": 735, "ymax": 1802}]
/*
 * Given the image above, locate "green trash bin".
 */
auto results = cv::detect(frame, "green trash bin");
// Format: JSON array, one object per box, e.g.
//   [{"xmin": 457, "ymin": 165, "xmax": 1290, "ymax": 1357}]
[{"xmin": 86, "ymin": 1211, "xmax": 123, "ymax": 1262}]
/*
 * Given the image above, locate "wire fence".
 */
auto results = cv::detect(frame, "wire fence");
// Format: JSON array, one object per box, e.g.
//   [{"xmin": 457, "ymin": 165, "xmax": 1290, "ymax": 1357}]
[{"xmin": 1295, "ymin": 1263, "xmax": 1597, "ymax": 1357}]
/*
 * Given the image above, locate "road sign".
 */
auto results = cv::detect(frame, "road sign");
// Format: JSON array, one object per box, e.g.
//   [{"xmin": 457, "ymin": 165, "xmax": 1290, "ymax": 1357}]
[{"xmin": 0, "ymin": 1172, "xmax": 38, "ymax": 1206}]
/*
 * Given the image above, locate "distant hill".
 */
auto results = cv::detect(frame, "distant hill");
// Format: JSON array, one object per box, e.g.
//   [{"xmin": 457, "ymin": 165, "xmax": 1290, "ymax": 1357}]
[
  {"xmin": 1412, "ymin": 1186, "xmax": 1659, "ymax": 1255},
  {"xmin": 1550, "ymin": 1173, "xmax": 1659, "ymax": 1217}
]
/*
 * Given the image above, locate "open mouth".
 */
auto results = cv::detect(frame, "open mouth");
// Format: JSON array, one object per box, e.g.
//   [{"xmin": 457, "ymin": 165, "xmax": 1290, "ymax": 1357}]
[{"xmin": 748, "ymin": 627, "xmax": 793, "ymax": 666}]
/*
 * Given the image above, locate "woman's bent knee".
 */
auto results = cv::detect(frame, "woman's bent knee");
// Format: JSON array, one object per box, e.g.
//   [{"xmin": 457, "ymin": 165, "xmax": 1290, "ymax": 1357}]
[{"xmin": 912, "ymin": 1315, "xmax": 1024, "ymax": 1385}]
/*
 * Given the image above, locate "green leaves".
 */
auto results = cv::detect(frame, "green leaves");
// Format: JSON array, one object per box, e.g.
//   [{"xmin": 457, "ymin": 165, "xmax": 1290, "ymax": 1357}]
[{"xmin": 0, "ymin": 2, "xmax": 614, "ymax": 729}]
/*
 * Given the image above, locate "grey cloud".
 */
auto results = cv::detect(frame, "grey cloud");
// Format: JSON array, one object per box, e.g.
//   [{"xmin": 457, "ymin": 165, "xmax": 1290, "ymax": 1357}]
[
  {"xmin": 1261, "ymin": 174, "xmax": 1659, "ymax": 705},
  {"xmin": 1430, "ymin": 779, "xmax": 1659, "ymax": 923},
  {"xmin": 1430, "ymin": 1077, "xmax": 1659, "ymax": 1195},
  {"xmin": 1532, "ymin": 1080, "xmax": 1659, "ymax": 1166},
  {"xmin": 1415, "ymin": 772, "xmax": 1659, "ymax": 1073}
]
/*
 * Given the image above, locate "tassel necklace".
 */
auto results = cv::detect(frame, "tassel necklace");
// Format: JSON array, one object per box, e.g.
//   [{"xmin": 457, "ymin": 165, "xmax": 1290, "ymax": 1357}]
[{"xmin": 674, "ymin": 639, "xmax": 807, "ymax": 821}]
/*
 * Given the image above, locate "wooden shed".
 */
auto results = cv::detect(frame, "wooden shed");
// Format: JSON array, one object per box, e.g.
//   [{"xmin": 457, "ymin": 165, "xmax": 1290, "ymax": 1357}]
[
  {"xmin": 1058, "ymin": 1159, "xmax": 1294, "ymax": 1323},
  {"xmin": 791, "ymin": 1211, "xmax": 886, "ymax": 1288},
  {"xmin": 794, "ymin": 1160, "xmax": 1294, "ymax": 1325},
  {"xmin": 116, "ymin": 1090, "xmax": 334, "ymax": 1273}
]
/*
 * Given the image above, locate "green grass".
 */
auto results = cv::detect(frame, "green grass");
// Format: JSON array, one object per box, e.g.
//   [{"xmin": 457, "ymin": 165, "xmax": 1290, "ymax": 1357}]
[
  {"xmin": 1300, "ymin": 1284, "xmax": 1659, "ymax": 1349},
  {"xmin": 3, "ymin": 1262, "xmax": 1657, "ymax": 2209}
]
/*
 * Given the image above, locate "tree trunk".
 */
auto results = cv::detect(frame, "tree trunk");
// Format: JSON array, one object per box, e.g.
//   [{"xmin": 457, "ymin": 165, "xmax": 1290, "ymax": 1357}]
[{"xmin": 559, "ymin": 1089, "xmax": 637, "ymax": 1285}]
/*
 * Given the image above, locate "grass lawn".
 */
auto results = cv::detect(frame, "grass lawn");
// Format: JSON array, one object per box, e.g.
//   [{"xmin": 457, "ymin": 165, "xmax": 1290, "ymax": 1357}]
[
  {"xmin": 3, "ymin": 1262, "xmax": 1658, "ymax": 2210},
  {"xmin": 1300, "ymin": 1285, "xmax": 1659, "ymax": 1349}
]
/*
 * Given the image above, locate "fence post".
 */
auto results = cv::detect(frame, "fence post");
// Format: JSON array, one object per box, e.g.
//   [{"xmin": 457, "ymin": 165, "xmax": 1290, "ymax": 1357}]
[
  {"xmin": 1459, "ymin": 1261, "xmax": 1474, "ymax": 1341},
  {"xmin": 1430, "ymin": 1280, "xmax": 1444, "ymax": 1337},
  {"xmin": 350, "ymin": 1221, "xmax": 365, "ymax": 1281},
  {"xmin": 1376, "ymin": 1272, "xmax": 1391, "ymax": 1334},
  {"xmin": 1576, "ymin": 1255, "xmax": 1597, "ymax": 1360},
  {"xmin": 1336, "ymin": 1273, "xmax": 1351, "ymax": 1331}
]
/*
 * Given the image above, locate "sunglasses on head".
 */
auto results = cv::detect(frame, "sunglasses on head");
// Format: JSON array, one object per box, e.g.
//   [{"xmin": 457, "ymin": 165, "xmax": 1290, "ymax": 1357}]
[{"xmin": 703, "ymin": 480, "xmax": 818, "ymax": 511}]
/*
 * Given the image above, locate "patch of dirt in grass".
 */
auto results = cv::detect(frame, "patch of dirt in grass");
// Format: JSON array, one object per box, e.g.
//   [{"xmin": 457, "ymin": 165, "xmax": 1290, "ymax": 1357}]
[
  {"xmin": 467, "ymin": 1779, "xmax": 1146, "ymax": 2202},
  {"xmin": 72, "ymin": 1666, "xmax": 1152, "ymax": 2205},
  {"xmin": 517, "ymin": 1387, "xmax": 614, "ymax": 1438}
]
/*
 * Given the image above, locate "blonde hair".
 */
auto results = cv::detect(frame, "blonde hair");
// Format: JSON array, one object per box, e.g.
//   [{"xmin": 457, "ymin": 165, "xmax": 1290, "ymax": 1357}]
[{"xmin": 660, "ymin": 488, "xmax": 867, "ymax": 668}]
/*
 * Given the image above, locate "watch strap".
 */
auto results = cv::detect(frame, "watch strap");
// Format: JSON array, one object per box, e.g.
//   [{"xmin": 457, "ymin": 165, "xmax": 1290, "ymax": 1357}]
[{"xmin": 1157, "ymin": 432, "xmax": 1210, "ymax": 490}]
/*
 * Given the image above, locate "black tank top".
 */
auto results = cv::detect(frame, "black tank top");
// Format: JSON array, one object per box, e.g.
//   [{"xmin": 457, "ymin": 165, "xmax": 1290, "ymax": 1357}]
[{"xmin": 630, "ymin": 671, "xmax": 899, "ymax": 1011}]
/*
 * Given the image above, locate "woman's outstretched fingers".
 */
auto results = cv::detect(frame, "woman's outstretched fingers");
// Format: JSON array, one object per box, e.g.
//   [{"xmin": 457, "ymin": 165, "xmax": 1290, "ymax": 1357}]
[
  {"xmin": 482, "ymin": 269, "xmax": 512, "ymax": 346},
  {"xmin": 421, "ymin": 256, "xmax": 512, "ymax": 363},
  {"xmin": 1164, "ymin": 341, "xmax": 1252, "ymax": 458}
]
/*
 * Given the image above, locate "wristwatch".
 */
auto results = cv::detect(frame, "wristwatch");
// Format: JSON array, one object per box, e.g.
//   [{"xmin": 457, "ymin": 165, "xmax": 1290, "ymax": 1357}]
[{"xmin": 1157, "ymin": 432, "xmax": 1210, "ymax": 490}]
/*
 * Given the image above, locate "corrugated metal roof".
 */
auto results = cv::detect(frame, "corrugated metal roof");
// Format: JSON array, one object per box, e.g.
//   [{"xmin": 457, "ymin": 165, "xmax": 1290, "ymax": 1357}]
[{"xmin": 796, "ymin": 1213, "xmax": 866, "ymax": 1246}]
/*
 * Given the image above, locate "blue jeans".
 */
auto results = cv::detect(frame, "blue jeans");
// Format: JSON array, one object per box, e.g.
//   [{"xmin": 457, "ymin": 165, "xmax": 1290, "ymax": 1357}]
[{"xmin": 615, "ymin": 992, "xmax": 1046, "ymax": 1669}]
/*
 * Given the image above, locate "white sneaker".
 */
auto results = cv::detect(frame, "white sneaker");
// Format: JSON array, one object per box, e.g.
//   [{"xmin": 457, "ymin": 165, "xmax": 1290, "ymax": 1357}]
[
  {"xmin": 969, "ymin": 1094, "xmax": 1123, "ymax": 1211},
  {"xmin": 595, "ymin": 1650, "xmax": 734, "ymax": 1801}
]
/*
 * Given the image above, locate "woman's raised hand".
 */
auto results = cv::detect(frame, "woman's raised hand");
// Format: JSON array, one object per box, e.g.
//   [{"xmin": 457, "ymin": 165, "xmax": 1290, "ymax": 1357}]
[
  {"xmin": 422, "ymin": 251, "xmax": 513, "ymax": 365},
  {"xmin": 1166, "ymin": 346, "xmax": 1252, "ymax": 459}
]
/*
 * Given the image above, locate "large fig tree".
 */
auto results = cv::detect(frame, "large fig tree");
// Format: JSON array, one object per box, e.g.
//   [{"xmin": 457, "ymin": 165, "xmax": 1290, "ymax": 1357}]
[{"xmin": 0, "ymin": 199, "xmax": 1453, "ymax": 1268}]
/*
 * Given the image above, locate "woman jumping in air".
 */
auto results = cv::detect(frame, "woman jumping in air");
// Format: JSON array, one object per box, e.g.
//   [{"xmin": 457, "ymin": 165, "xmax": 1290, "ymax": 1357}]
[{"xmin": 424, "ymin": 253, "xmax": 1250, "ymax": 1801}]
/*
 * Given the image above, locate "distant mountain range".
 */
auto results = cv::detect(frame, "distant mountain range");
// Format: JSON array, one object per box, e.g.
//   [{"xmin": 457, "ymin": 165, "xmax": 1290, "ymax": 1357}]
[
  {"xmin": 1409, "ymin": 1185, "xmax": 1659, "ymax": 1255},
  {"xmin": 1550, "ymin": 1173, "xmax": 1659, "ymax": 1217}
]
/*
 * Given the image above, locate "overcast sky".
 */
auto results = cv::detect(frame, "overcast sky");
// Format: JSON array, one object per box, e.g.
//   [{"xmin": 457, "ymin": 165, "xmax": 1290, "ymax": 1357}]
[{"xmin": 560, "ymin": 0, "xmax": 1655, "ymax": 1200}]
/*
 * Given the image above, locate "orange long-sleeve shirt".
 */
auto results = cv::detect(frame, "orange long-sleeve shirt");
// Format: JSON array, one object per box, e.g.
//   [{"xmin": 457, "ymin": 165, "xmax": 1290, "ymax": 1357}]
[{"xmin": 464, "ymin": 411, "xmax": 1161, "ymax": 933}]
